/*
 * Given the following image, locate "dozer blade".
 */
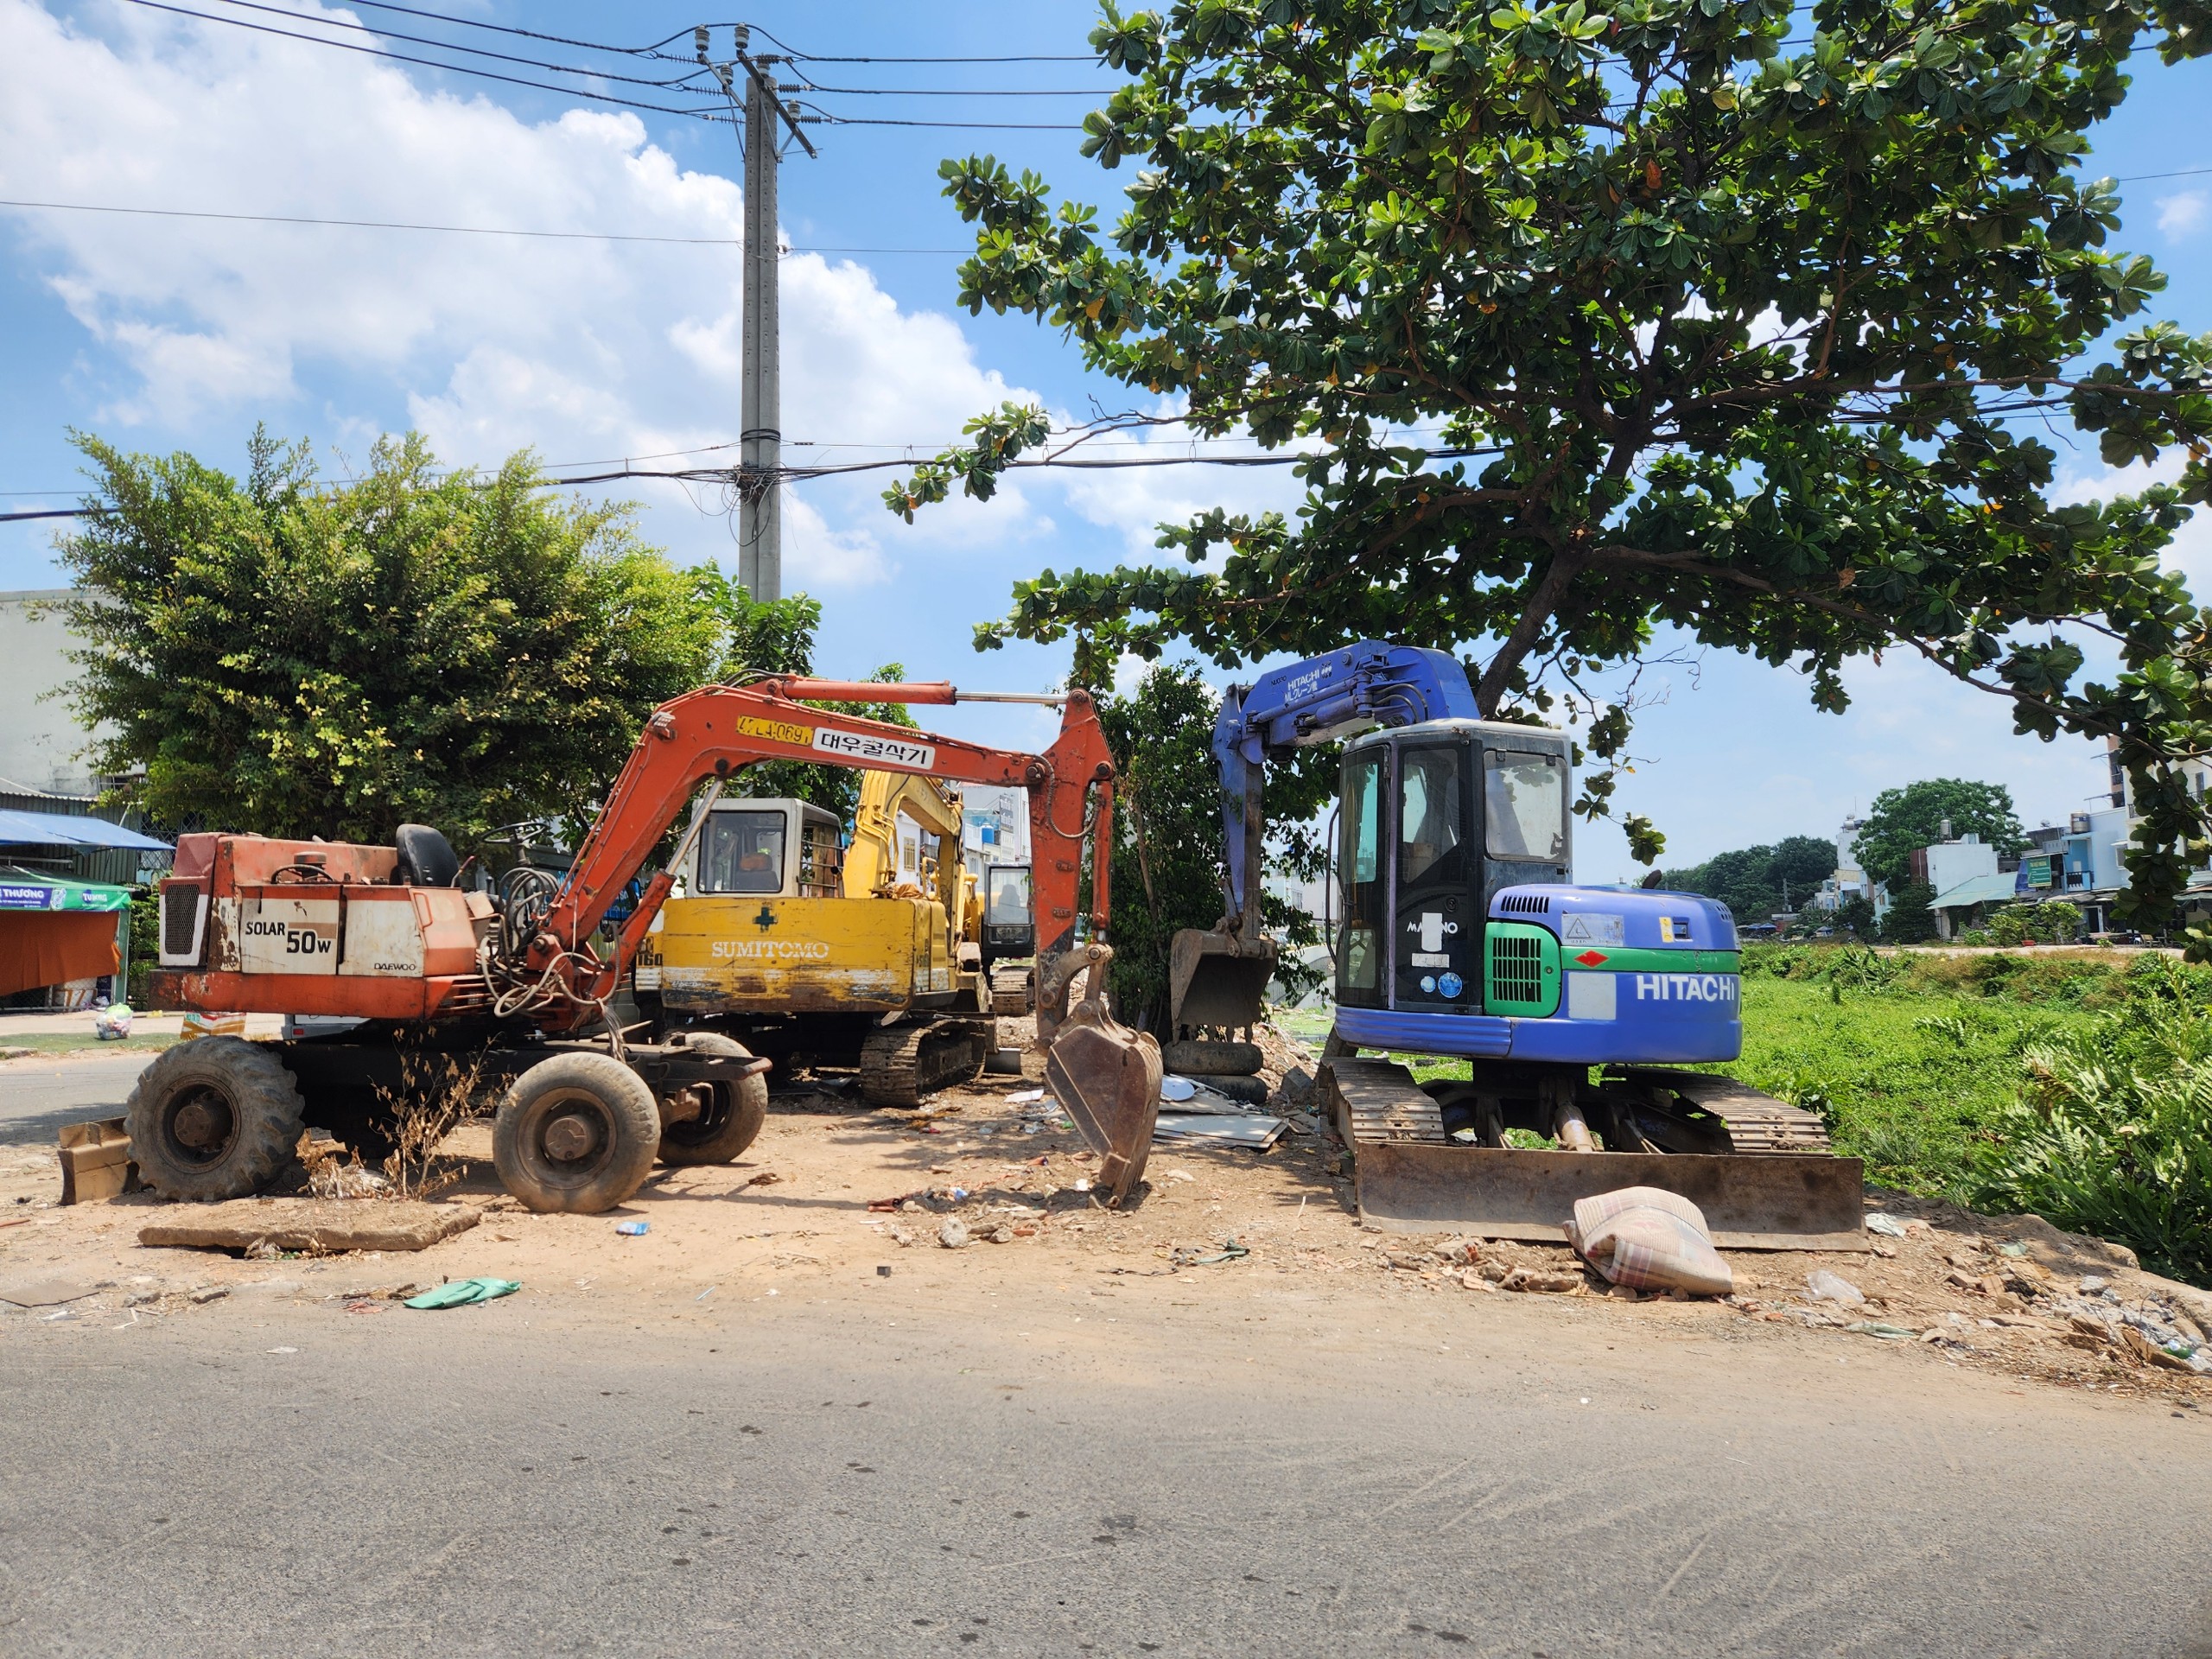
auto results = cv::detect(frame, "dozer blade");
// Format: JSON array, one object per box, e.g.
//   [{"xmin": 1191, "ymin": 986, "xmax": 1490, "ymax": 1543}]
[
  {"xmin": 1325, "ymin": 1057, "xmax": 1866, "ymax": 1251},
  {"xmin": 1041, "ymin": 944, "xmax": 1162, "ymax": 1205},
  {"xmin": 1167, "ymin": 925, "xmax": 1277, "ymax": 1033}
]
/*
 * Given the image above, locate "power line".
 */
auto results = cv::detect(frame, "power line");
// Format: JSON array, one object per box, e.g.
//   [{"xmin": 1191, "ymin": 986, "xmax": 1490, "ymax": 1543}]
[
  {"xmin": 114, "ymin": 0, "xmax": 731, "ymax": 121},
  {"xmin": 334, "ymin": 0, "xmax": 699, "ymax": 57},
  {"xmin": 741, "ymin": 25, "xmax": 1093, "ymax": 64},
  {"xmin": 189, "ymin": 0, "xmax": 716, "ymax": 91},
  {"xmin": 0, "ymin": 198, "xmax": 741, "ymax": 245}
]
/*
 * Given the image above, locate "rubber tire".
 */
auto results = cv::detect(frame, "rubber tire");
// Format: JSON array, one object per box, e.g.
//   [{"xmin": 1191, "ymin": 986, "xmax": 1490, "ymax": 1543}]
[
  {"xmin": 125, "ymin": 1036, "xmax": 307, "ymax": 1201},
  {"xmin": 493, "ymin": 1052, "xmax": 661, "ymax": 1214},
  {"xmin": 1162, "ymin": 1039, "xmax": 1263, "ymax": 1077},
  {"xmin": 657, "ymin": 1033, "xmax": 768, "ymax": 1166}
]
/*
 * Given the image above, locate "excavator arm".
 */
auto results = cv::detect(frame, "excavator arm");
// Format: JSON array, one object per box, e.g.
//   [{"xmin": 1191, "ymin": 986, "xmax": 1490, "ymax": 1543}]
[
  {"xmin": 843, "ymin": 770, "xmax": 966, "ymax": 900},
  {"xmin": 498, "ymin": 677, "xmax": 1161, "ymax": 1200},
  {"xmin": 1173, "ymin": 642, "xmax": 1481, "ymax": 1033}
]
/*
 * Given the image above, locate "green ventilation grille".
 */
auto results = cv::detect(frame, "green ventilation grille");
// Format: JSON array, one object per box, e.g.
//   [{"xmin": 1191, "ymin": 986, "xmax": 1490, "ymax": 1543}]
[{"xmin": 1484, "ymin": 922, "xmax": 1560, "ymax": 1017}]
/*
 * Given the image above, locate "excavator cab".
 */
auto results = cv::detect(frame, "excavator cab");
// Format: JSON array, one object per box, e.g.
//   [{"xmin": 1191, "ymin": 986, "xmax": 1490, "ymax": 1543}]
[{"xmin": 1334, "ymin": 721, "xmax": 1572, "ymax": 1017}]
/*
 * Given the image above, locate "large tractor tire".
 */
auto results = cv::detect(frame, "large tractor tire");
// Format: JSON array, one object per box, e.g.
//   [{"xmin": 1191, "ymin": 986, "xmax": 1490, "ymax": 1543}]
[
  {"xmin": 125, "ymin": 1037, "xmax": 307, "ymax": 1201},
  {"xmin": 656, "ymin": 1033, "xmax": 768, "ymax": 1166},
  {"xmin": 493, "ymin": 1052, "xmax": 661, "ymax": 1214}
]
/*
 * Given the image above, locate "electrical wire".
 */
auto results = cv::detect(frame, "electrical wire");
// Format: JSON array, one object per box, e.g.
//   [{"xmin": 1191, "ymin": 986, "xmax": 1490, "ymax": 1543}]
[
  {"xmin": 0, "ymin": 198, "xmax": 742, "ymax": 245},
  {"xmin": 740, "ymin": 25, "xmax": 1094, "ymax": 64},
  {"xmin": 188, "ymin": 0, "xmax": 719, "ymax": 91},
  {"xmin": 113, "ymin": 0, "xmax": 732, "ymax": 120},
  {"xmin": 334, "ymin": 0, "xmax": 702, "ymax": 57}
]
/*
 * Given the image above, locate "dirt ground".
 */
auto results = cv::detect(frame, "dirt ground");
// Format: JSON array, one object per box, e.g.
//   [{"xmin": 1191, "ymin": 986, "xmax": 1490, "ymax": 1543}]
[{"xmin": 3, "ymin": 1021, "xmax": 2209, "ymax": 1418}]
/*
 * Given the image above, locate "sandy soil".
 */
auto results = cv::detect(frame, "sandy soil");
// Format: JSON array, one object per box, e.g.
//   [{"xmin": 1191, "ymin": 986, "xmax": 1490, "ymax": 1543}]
[{"xmin": 3, "ymin": 1024, "xmax": 2209, "ymax": 1417}]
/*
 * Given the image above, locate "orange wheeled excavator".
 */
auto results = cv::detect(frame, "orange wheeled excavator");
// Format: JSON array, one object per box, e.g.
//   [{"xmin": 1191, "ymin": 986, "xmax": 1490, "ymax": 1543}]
[{"xmin": 140, "ymin": 677, "xmax": 1161, "ymax": 1212}]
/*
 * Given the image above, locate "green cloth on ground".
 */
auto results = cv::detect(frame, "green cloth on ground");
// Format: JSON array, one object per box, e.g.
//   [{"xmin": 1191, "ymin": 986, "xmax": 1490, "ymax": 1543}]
[{"xmin": 404, "ymin": 1277, "xmax": 521, "ymax": 1310}]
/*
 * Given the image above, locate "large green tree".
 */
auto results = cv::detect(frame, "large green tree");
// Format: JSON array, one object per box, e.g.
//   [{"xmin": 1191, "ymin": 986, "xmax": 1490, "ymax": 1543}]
[
  {"xmin": 1853, "ymin": 777, "xmax": 2025, "ymax": 887},
  {"xmin": 1662, "ymin": 832, "xmax": 1838, "ymax": 916},
  {"xmin": 58, "ymin": 429, "xmax": 721, "ymax": 845},
  {"xmin": 893, "ymin": 0, "xmax": 2212, "ymax": 921}
]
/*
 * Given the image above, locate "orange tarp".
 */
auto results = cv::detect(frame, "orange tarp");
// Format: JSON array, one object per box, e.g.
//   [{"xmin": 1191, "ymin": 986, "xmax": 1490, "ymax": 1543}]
[{"xmin": 0, "ymin": 912, "xmax": 120, "ymax": 997}]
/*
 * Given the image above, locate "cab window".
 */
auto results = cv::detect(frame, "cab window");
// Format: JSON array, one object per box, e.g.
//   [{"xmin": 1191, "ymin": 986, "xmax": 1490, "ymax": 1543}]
[
  {"xmin": 696, "ymin": 810, "xmax": 787, "ymax": 894},
  {"xmin": 1483, "ymin": 750, "xmax": 1567, "ymax": 861},
  {"xmin": 1338, "ymin": 751, "xmax": 1384, "ymax": 995}
]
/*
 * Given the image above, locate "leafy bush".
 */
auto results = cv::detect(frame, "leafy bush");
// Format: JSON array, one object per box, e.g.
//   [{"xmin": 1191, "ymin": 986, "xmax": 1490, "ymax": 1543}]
[{"xmin": 1974, "ymin": 1020, "xmax": 2212, "ymax": 1287}]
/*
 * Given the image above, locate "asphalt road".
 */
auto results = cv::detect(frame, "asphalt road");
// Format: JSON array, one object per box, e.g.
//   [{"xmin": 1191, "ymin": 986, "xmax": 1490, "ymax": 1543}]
[
  {"xmin": 0, "ymin": 1052, "xmax": 155, "ymax": 1145},
  {"xmin": 3, "ymin": 1275, "xmax": 2210, "ymax": 1657}
]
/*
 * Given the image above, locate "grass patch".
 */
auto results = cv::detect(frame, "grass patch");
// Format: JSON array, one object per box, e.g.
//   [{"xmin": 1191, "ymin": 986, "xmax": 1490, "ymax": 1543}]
[
  {"xmin": 1713, "ymin": 976, "xmax": 2094, "ymax": 1198},
  {"xmin": 0, "ymin": 1032, "xmax": 179, "ymax": 1057}
]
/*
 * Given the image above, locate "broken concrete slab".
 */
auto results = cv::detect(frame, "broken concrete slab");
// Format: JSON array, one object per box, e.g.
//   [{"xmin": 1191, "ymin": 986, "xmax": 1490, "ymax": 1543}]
[
  {"xmin": 138, "ymin": 1199, "xmax": 480, "ymax": 1255},
  {"xmin": 0, "ymin": 1277, "xmax": 108, "ymax": 1308}
]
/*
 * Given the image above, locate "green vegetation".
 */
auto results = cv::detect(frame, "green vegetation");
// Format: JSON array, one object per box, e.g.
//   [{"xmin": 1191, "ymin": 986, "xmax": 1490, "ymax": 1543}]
[
  {"xmin": 1660, "ymin": 835, "xmax": 1836, "ymax": 922},
  {"xmin": 1731, "ymin": 944, "xmax": 2212, "ymax": 1285},
  {"xmin": 902, "ymin": 0, "xmax": 2212, "ymax": 918},
  {"xmin": 2, "ymin": 1032, "xmax": 179, "ymax": 1056}
]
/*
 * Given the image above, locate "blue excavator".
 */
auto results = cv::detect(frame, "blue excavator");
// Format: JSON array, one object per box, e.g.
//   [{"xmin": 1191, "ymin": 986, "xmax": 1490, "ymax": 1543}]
[{"xmin": 1171, "ymin": 641, "xmax": 1863, "ymax": 1249}]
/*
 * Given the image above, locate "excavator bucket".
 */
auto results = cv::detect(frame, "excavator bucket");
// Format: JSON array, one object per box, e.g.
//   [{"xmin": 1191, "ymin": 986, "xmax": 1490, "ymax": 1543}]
[
  {"xmin": 1039, "ymin": 944, "xmax": 1162, "ymax": 1205},
  {"xmin": 1167, "ymin": 925, "xmax": 1278, "ymax": 1033}
]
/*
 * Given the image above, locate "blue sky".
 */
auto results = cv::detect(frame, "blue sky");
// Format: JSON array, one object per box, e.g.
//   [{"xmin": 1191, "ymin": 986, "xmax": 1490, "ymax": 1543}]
[{"xmin": 1, "ymin": 0, "xmax": 2207, "ymax": 876}]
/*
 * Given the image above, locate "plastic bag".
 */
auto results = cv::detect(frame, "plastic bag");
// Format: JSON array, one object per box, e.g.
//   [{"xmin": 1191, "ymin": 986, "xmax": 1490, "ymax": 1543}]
[
  {"xmin": 92, "ymin": 1004, "xmax": 133, "ymax": 1040},
  {"xmin": 1805, "ymin": 1268, "xmax": 1866, "ymax": 1306},
  {"xmin": 403, "ymin": 1277, "xmax": 520, "ymax": 1310},
  {"xmin": 1567, "ymin": 1185, "xmax": 1732, "ymax": 1297}
]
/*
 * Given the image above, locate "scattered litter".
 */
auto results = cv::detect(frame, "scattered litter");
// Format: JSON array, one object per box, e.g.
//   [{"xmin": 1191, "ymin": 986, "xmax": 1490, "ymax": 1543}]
[
  {"xmin": 1170, "ymin": 1239, "xmax": 1250, "ymax": 1268},
  {"xmin": 1006, "ymin": 1089, "xmax": 1046, "ymax": 1105},
  {"xmin": 1499, "ymin": 1267, "xmax": 1584, "ymax": 1294},
  {"xmin": 92, "ymin": 1003, "xmax": 133, "ymax": 1040},
  {"xmin": 1071, "ymin": 1178, "xmax": 1093, "ymax": 1193},
  {"xmin": 1160, "ymin": 1077, "xmax": 1198, "ymax": 1103},
  {"xmin": 938, "ymin": 1218, "xmax": 972, "ymax": 1249},
  {"xmin": 1163, "ymin": 1170, "xmax": 1196, "ymax": 1185},
  {"xmin": 266, "ymin": 1345, "xmax": 298, "ymax": 1355},
  {"xmin": 403, "ymin": 1278, "xmax": 520, "ymax": 1310},
  {"xmin": 1846, "ymin": 1322, "xmax": 1918, "ymax": 1341},
  {"xmin": 1864, "ymin": 1213, "xmax": 1909, "ymax": 1239},
  {"xmin": 745, "ymin": 1172, "xmax": 782, "ymax": 1187},
  {"xmin": 695, "ymin": 1286, "xmax": 716, "ymax": 1302},
  {"xmin": 188, "ymin": 1287, "xmax": 228, "ymax": 1305},
  {"xmin": 1567, "ymin": 1187, "xmax": 1732, "ymax": 1296},
  {"xmin": 307, "ymin": 1160, "xmax": 388, "ymax": 1200},
  {"xmin": 876, "ymin": 1265, "xmax": 892, "ymax": 1277},
  {"xmin": 614, "ymin": 1220, "xmax": 650, "ymax": 1236},
  {"xmin": 1805, "ymin": 1269, "xmax": 1866, "ymax": 1307}
]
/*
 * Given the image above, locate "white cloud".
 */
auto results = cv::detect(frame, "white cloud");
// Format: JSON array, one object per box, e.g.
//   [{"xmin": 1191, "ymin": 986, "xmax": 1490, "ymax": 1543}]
[
  {"xmin": 0, "ymin": 0, "xmax": 1042, "ymax": 588},
  {"xmin": 2157, "ymin": 188, "xmax": 2208, "ymax": 239}
]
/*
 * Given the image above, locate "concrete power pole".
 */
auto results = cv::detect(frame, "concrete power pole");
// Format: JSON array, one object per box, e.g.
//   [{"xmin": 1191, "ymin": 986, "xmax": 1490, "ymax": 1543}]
[
  {"xmin": 738, "ymin": 60, "xmax": 781, "ymax": 601},
  {"xmin": 700, "ymin": 28, "xmax": 814, "ymax": 601}
]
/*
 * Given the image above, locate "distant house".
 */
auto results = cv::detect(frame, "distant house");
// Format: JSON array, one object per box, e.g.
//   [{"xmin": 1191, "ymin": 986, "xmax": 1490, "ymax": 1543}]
[{"xmin": 0, "ymin": 589, "xmax": 172, "ymax": 1006}]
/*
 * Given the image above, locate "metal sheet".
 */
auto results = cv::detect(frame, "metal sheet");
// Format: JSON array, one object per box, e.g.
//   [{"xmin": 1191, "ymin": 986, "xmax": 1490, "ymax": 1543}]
[{"xmin": 1351, "ymin": 1142, "xmax": 1867, "ymax": 1251}]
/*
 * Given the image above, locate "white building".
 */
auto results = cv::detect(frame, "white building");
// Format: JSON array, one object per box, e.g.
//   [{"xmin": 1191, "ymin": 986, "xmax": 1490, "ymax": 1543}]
[
  {"xmin": 0, "ymin": 590, "xmax": 103, "ymax": 798},
  {"xmin": 1813, "ymin": 814, "xmax": 1885, "ymax": 918}
]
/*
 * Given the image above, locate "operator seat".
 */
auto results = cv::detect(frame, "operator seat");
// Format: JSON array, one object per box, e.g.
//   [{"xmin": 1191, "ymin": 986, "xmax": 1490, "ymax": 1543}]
[{"xmin": 394, "ymin": 823, "xmax": 461, "ymax": 888}]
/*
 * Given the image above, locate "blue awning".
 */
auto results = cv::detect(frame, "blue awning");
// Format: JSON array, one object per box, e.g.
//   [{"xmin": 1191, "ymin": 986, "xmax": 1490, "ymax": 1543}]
[{"xmin": 0, "ymin": 809, "xmax": 170, "ymax": 852}]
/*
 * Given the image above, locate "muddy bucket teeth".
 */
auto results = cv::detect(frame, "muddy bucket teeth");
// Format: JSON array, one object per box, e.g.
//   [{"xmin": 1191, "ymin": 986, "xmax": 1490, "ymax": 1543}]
[{"xmin": 1168, "ymin": 925, "xmax": 1277, "ymax": 1033}]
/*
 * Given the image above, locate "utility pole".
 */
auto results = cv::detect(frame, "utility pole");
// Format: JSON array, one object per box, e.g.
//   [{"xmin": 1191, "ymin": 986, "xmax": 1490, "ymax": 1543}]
[{"xmin": 700, "ymin": 27, "xmax": 816, "ymax": 601}]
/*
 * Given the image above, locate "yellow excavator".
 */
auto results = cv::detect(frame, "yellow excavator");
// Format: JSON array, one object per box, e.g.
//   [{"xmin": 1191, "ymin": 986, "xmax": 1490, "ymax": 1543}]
[{"xmin": 636, "ymin": 770, "xmax": 996, "ymax": 1105}]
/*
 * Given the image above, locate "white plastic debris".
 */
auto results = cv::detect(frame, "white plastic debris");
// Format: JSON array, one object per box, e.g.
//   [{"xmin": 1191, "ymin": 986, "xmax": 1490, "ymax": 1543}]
[
  {"xmin": 1006, "ymin": 1089, "xmax": 1046, "ymax": 1105},
  {"xmin": 1160, "ymin": 1077, "xmax": 1199, "ymax": 1103},
  {"xmin": 1864, "ymin": 1213, "xmax": 1909, "ymax": 1238},
  {"xmin": 1805, "ymin": 1269, "xmax": 1866, "ymax": 1307}
]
